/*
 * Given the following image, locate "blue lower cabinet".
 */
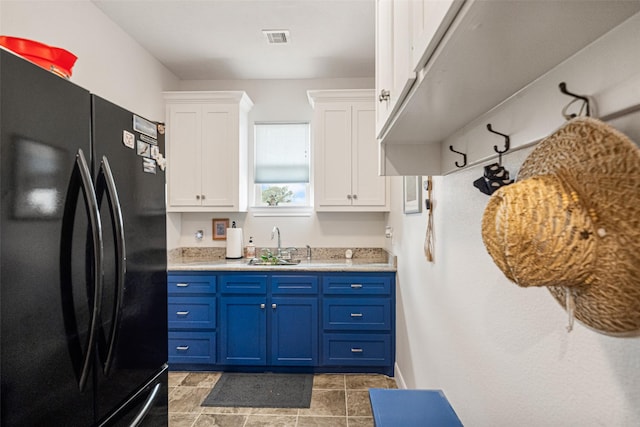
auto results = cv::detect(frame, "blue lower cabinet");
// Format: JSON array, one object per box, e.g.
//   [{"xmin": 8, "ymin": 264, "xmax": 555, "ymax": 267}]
[
  {"xmin": 219, "ymin": 296, "xmax": 268, "ymax": 365},
  {"xmin": 271, "ymin": 297, "xmax": 318, "ymax": 366},
  {"xmin": 320, "ymin": 273, "xmax": 395, "ymax": 374},
  {"xmin": 168, "ymin": 331, "xmax": 216, "ymax": 364},
  {"xmin": 168, "ymin": 271, "xmax": 395, "ymax": 373}
]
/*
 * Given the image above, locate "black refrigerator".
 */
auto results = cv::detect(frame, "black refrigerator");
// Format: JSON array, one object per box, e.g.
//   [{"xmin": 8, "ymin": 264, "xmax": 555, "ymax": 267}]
[{"xmin": 0, "ymin": 49, "xmax": 168, "ymax": 426}]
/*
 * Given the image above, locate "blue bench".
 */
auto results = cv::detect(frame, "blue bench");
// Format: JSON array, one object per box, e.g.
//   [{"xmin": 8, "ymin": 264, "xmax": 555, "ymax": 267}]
[{"xmin": 369, "ymin": 388, "xmax": 463, "ymax": 426}]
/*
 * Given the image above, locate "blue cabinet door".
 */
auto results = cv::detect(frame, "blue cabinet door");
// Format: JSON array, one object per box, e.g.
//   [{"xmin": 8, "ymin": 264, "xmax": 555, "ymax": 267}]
[
  {"xmin": 219, "ymin": 296, "xmax": 267, "ymax": 365},
  {"xmin": 270, "ymin": 297, "xmax": 318, "ymax": 366}
]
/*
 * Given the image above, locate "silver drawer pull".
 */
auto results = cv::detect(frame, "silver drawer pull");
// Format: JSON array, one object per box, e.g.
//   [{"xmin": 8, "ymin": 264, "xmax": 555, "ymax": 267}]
[
  {"xmin": 350, "ymin": 284, "xmax": 363, "ymax": 289},
  {"xmin": 176, "ymin": 346, "xmax": 189, "ymax": 351},
  {"xmin": 176, "ymin": 283, "xmax": 189, "ymax": 287},
  {"xmin": 176, "ymin": 311, "xmax": 190, "ymax": 316},
  {"xmin": 351, "ymin": 348, "xmax": 364, "ymax": 353},
  {"xmin": 350, "ymin": 313, "xmax": 363, "ymax": 317}
]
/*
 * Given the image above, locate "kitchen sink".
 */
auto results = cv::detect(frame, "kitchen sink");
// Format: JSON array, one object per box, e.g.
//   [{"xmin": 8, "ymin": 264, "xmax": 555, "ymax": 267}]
[{"xmin": 247, "ymin": 258, "xmax": 302, "ymax": 266}]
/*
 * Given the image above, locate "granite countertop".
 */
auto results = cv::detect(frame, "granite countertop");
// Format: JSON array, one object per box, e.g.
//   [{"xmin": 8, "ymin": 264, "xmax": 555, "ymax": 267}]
[{"xmin": 168, "ymin": 247, "xmax": 397, "ymax": 272}]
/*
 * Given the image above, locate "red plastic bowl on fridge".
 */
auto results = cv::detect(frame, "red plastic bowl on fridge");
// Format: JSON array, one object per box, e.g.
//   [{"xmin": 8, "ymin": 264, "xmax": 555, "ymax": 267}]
[{"xmin": 0, "ymin": 36, "xmax": 77, "ymax": 78}]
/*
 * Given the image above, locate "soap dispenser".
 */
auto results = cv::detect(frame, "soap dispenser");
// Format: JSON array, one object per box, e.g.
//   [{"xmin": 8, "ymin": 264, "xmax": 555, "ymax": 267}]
[{"xmin": 245, "ymin": 236, "xmax": 256, "ymax": 259}]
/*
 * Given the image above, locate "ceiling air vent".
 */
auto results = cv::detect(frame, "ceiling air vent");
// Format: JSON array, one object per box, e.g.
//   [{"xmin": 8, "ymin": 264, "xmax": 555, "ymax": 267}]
[{"xmin": 262, "ymin": 30, "xmax": 290, "ymax": 44}]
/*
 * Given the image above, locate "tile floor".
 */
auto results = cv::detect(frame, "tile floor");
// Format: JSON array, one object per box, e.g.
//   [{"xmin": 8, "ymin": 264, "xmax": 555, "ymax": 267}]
[{"xmin": 169, "ymin": 371, "xmax": 397, "ymax": 427}]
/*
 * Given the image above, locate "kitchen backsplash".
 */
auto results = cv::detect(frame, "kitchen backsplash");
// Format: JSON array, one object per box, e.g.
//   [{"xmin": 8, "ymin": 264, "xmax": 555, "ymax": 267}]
[{"xmin": 168, "ymin": 246, "xmax": 392, "ymax": 263}]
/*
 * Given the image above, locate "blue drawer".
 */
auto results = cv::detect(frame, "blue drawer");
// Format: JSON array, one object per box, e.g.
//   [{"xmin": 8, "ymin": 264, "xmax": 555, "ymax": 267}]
[
  {"xmin": 322, "ymin": 333, "xmax": 391, "ymax": 366},
  {"xmin": 323, "ymin": 298, "xmax": 390, "ymax": 331},
  {"xmin": 168, "ymin": 331, "xmax": 216, "ymax": 364},
  {"xmin": 168, "ymin": 296, "xmax": 216, "ymax": 329},
  {"xmin": 322, "ymin": 275, "xmax": 391, "ymax": 295},
  {"xmin": 168, "ymin": 274, "xmax": 216, "ymax": 294},
  {"xmin": 271, "ymin": 275, "xmax": 319, "ymax": 294},
  {"xmin": 220, "ymin": 274, "xmax": 267, "ymax": 294}
]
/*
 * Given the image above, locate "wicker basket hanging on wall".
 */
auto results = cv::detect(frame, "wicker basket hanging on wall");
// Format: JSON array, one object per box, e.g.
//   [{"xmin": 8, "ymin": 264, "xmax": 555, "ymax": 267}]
[{"xmin": 481, "ymin": 117, "xmax": 640, "ymax": 336}]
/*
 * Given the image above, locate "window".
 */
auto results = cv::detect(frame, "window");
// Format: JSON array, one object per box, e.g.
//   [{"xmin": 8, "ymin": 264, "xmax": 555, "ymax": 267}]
[{"xmin": 254, "ymin": 122, "xmax": 310, "ymax": 207}]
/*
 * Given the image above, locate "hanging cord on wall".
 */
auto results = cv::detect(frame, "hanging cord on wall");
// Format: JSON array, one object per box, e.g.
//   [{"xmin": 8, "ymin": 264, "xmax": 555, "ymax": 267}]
[{"xmin": 424, "ymin": 176, "xmax": 435, "ymax": 262}]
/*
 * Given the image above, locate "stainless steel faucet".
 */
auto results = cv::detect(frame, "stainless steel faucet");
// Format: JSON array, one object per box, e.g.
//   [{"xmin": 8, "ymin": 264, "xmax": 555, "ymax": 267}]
[
  {"xmin": 306, "ymin": 244, "xmax": 311, "ymax": 260},
  {"xmin": 271, "ymin": 226, "xmax": 281, "ymax": 256}
]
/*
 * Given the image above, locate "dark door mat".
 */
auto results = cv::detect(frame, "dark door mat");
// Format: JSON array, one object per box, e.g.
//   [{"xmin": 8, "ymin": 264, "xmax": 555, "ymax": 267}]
[{"xmin": 201, "ymin": 373, "xmax": 314, "ymax": 408}]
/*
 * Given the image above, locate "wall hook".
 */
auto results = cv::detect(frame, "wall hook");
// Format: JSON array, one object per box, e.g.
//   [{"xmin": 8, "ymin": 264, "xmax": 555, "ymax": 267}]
[
  {"xmin": 449, "ymin": 145, "xmax": 467, "ymax": 168},
  {"xmin": 559, "ymin": 82, "xmax": 591, "ymax": 117},
  {"xmin": 486, "ymin": 124, "xmax": 510, "ymax": 165}
]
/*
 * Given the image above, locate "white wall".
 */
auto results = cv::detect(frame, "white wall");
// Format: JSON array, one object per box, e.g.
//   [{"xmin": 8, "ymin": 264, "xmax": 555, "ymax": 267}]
[
  {"xmin": 386, "ymin": 13, "xmax": 640, "ymax": 426},
  {"xmin": 1, "ymin": 0, "xmax": 179, "ymax": 120},
  {"xmin": 172, "ymin": 77, "xmax": 386, "ymax": 250}
]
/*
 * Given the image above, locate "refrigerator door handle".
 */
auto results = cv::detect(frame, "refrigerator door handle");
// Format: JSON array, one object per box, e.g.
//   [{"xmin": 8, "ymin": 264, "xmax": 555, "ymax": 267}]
[
  {"xmin": 95, "ymin": 155, "xmax": 126, "ymax": 376},
  {"xmin": 129, "ymin": 382, "xmax": 162, "ymax": 427},
  {"xmin": 60, "ymin": 148, "xmax": 104, "ymax": 392}
]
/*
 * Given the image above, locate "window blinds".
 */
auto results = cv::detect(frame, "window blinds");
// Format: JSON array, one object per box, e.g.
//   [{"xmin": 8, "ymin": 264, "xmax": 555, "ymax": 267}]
[{"xmin": 254, "ymin": 122, "xmax": 310, "ymax": 183}]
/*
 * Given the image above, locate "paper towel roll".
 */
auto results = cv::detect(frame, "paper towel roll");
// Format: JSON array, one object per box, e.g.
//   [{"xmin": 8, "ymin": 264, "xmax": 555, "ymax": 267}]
[{"xmin": 226, "ymin": 228, "xmax": 243, "ymax": 259}]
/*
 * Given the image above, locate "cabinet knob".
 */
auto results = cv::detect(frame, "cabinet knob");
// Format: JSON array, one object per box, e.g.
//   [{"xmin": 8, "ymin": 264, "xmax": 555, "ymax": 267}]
[
  {"xmin": 347, "ymin": 194, "xmax": 352, "ymax": 200},
  {"xmin": 350, "ymin": 313, "xmax": 363, "ymax": 317},
  {"xmin": 201, "ymin": 194, "xmax": 205, "ymax": 200},
  {"xmin": 196, "ymin": 195, "xmax": 200, "ymax": 200},
  {"xmin": 260, "ymin": 303, "xmax": 266, "ymax": 309},
  {"xmin": 351, "ymin": 348, "xmax": 364, "ymax": 353},
  {"xmin": 350, "ymin": 283, "xmax": 363, "ymax": 289},
  {"xmin": 176, "ymin": 311, "xmax": 190, "ymax": 316},
  {"xmin": 272, "ymin": 303, "xmax": 277, "ymax": 309},
  {"xmin": 378, "ymin": 89, "xmax": 390, "ymax": 103},
  {"xmin": 176, "ymin": 283, "xmax": 189, "ymax": 287},
  {"xmin": 176, "ymin": 346, "xmax": 190, "ymax": 351},
  {"xmin": 352, "ymin": 194, "xmax": 357, "ymax": 200}
]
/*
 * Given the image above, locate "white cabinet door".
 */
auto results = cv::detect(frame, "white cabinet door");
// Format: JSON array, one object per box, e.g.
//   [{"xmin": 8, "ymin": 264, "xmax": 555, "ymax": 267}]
[
  {"xmin": 310, "ymin": 90, "xmax": 390, "ymax": 212},
  {"xmin": 167, "ymin": 103, "xmax": 202, "ymax": 207},
  {"xmin": 411, "ymin": 0, "xmax": 462, "ymax": 71},
  {"xmin": 375, "ymin": 0, "xmax": 393, "ymax": 136},
  {"xmin": 201, "ymin": 104, "xmax": 237, "ymax": 208},
  {"xmin": 375, "ymin": 0, "xmax": 416, "ymax": 139},
  {"xmin": 392, "ymin": 0, "xmax": 414, "ymax": 107},
  {"xmin": 352, "ymin": 103, "xmax": 388, "ymax": 208},
  {"xmin": 314, "ymin": 103, "xmax": 353, "ymax": 207}
]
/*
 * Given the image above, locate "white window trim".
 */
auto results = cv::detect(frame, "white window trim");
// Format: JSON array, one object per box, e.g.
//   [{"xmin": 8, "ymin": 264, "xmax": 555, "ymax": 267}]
[{"xmin": 251, "ymin": 206, "xmax": 313, "ymax": 217}]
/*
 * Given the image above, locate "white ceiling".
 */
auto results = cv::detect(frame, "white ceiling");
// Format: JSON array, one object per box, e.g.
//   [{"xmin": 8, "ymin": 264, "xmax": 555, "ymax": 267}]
[{"xmin": 92, "ymin": 0, "xmax": 375, "ymax": 81}]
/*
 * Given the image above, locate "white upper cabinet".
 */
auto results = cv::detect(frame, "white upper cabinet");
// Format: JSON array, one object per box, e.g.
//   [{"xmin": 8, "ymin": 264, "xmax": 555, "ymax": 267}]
[
  {"xmin": 164, "ymin": 91, "xmax": 253, "ymax": 212},
  {"xmin": 375, "ymin": 0, "xmax": 416, "ymax": 138},
  {"xmin": 309, "ymin": 90, "xmax": 390, "ymax": 212},
  {"xmin": 376, "ymin": 0, "xmax": 640, "ymax": 176}
]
